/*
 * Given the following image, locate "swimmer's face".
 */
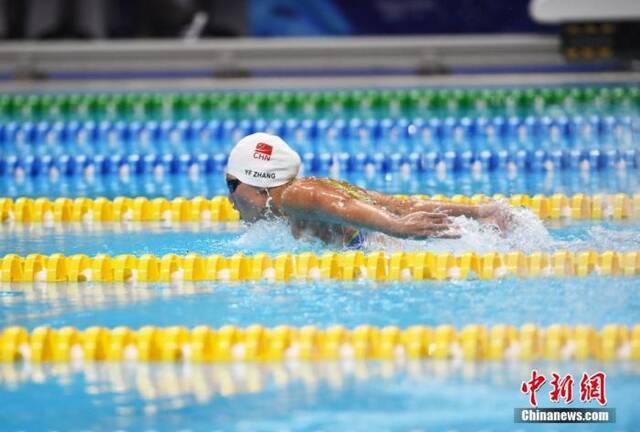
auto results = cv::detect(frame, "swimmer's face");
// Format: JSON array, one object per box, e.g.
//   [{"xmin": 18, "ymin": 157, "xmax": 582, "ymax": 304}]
[{"xmin": 226, "ymin": 175, "xmax": 268, "ymax": 222}]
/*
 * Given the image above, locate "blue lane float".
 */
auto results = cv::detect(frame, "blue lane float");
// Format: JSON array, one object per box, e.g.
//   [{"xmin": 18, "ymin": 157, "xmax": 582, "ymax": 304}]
[
  {"xmin": 1, "ymin": 114, "xmax": 637, "ymax": 177},
  {"xmin": 0, "ymin": 115, "xmax": 637, "ymax": 156},
  {"xmin": 1, "ymin": 147, "xmax": 637, "ymax": 178}
]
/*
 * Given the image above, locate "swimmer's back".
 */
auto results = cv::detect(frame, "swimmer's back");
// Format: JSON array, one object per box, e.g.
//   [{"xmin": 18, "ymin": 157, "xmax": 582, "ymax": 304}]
[{"xmin": 282, "ymin": 177, "xmax": 374, "ymax": 207}]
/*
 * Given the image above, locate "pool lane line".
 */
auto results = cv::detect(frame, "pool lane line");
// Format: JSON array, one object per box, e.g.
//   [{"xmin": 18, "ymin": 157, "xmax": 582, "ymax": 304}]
[
  {"xmin": 3, "ymin": 148, "xmax": 637, "ymax": 178},
  {"xmin": 2, "ymin": 193, "xmax": 640, "ymax": 224},
  {"xmin": 0, "ymin": 324, "xmax": 637, "ymax": 362},
  {"xmin": 1, "ymin": 250, "xmax": 639, "ymax": 282},
  {"xmin": 0, "ymin": 196, "xmax": 240, "ymax": 224},
  {"xmin": 1, "ymin": 85, "xmax": 635, "ymax": 119}
]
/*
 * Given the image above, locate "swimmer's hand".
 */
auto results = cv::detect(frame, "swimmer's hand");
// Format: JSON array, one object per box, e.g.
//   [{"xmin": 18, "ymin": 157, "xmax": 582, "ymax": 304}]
[{"xmin": 394, "ymin": 211, "xmax": 460, "ymax": 239}]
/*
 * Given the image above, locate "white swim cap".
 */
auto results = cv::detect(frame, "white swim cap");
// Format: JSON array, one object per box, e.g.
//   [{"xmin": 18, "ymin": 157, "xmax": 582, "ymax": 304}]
[{"xmin": 226, "ymin": 132, "xmax": 301, "ymax": 188}]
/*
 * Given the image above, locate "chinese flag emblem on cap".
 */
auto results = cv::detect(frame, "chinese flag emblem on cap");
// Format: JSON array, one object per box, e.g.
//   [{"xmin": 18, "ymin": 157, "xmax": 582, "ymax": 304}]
[{"xmin": 255, "ymin": 142, "xmax": 273, "ymax": 156}]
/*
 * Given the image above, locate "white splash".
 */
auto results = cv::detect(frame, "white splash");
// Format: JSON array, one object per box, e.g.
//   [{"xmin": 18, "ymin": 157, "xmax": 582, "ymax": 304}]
[
  {"xmin": 363, "ymin": 206, "xmax": 556, "ymax": 254},
  {"xmin": 225, "ymin": 204, "xmax": 640, "ymax": 255},
  {"xmin": 579, "ymin": 225, "xmax": 640, "ymax": 252},
  {"xmin": 232, "ymin": 219, "xmax": 321, "ymax": 253}
]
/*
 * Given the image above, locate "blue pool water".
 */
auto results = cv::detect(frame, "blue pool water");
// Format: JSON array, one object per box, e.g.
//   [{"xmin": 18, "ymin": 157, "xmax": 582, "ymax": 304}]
[
  {"xmin": 2, "ymin": 219, "xmax": 640, "ymax": 257},
  {"xmin": 3, "ymin": 218, "xmax": 638, "ymax": 432},
  {"xmin": 1, "ymin": 361, "xmax": 639, "ymax": 431},
  {"xmin": 2, "ymin": 275, "xmax": 639, "ymax": 330}
]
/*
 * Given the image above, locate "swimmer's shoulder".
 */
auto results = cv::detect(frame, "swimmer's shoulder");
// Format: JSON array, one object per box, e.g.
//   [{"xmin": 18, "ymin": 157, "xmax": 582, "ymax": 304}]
[
  {"xmin": 280, "ymin": 178, "xmax": 320, "ymax": 207},
  {"xmin": 280, "ymin": 177, "xmax": 339, "ymax": 208}
]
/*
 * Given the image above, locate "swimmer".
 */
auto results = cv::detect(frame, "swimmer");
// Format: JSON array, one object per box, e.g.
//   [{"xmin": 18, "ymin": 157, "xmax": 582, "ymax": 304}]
[{"xmin": 225, "ymin": 133, "xmax": 512, "ymax": 248}]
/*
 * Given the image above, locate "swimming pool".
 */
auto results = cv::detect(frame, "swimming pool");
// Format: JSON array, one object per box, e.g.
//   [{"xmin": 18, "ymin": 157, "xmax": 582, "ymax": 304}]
[{"xmin": 1, "ymin": 84, "xmax": 639, "ymax": 431}]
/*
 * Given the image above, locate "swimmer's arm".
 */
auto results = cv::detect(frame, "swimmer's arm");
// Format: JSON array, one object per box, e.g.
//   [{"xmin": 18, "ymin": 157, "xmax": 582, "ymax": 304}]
[
  {"xmin": 363, "ymin": 188, "xmax": 484, "ymax": 218},
  {"xmin": 282, "ymin": 186, "xmax": 452, "ymax": 239},
  {"xmin": 324, "ymin": 181, "xmax": 465, "ymax": 218},
  {"xmin": 359, "ymin": 185, "xmax": 510, "ymax": 229},
  {"xmin": 406, "ymin": 199, "xmax": 485, "ymax": 218},
  {"xmin": 412, "ymin": 199, "xmax": 513, "ymax": 231}
]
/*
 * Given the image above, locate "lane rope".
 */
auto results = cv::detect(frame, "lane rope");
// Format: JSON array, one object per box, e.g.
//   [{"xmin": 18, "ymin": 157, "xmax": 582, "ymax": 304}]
[
  {"xmin": 2, "ymin": 86, "xmax": 635, "ymax": 122},
  {"xmin": 0, "ymin": 324, "xmax": 637, "ymax": 363},
  {"xmin": 1, "ymin": 250, "xmax": 639, "ymax": 282},
  {"xmin": 1, "ymin": 193, "xmax": 640, "ymax": 224},
  {"xmin": 2, "ymin": 148, "xmax": 636, "ymax": 177}
]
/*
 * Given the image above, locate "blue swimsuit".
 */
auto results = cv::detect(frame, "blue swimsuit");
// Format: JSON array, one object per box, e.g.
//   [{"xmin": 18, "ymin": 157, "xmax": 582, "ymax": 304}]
[{"xmin": 345, "ymin": 230, "xmax": 366, "ymax": 250}]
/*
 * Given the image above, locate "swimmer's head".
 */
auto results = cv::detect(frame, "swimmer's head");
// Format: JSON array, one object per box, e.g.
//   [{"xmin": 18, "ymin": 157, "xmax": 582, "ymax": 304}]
[
  {"xmin": 225, "ymin": 133, "xmax": 301, "ymax": 221},
  {"xmin": 226, "ymin": 132, "xmax": 301, "ymax": 188}
]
